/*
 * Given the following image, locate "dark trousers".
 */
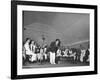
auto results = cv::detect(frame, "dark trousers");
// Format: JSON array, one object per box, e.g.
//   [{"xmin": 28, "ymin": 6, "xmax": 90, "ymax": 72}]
[{"xmin": 55, "ymin": 56, "xmax": 60, "ymax": 64}]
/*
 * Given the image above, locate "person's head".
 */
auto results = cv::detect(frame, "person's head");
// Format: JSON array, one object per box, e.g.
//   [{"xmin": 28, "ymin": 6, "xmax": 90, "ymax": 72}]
[
  {"xmin": 31, "ymin": 40, "xmax": 35, "ymax": 45},
  {"xmin": 26, "ymin": 38, "xmax": 30, "ymax": 43},
  {"xmin": 80, "ymin": 44, "xmax": 82, "ymax": 49},
  {"xmin": 55, "ymin": 39, "xmax": 61, "ymax": 46}
]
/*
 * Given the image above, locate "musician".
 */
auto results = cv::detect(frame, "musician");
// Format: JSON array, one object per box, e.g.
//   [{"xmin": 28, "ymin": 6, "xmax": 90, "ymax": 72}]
[
  {"xmin": 80, "ymin": 48, "xmax": 86, "ymax": 62},
  {"xmin": 30, "ymin": 40, "xmax": 36, "ymax": 52},
  {"xmin": 29, "ymin": 40, "xmax": 37, "ymax": 62},
  {"xmin": 63, "ymin": 48, "xmax": 69, "ymax": 57},
  {"xmin": 49, "ymin": 39, "xmax": 61, "ymax": 64},
  {"xmin": 86, "ymin": 48, "xmax": 90, "ymax": 62},
  {"xmin": 39, "ymin": 47, "xmax": 44, "ymax": 64},
  {"xmin": 43, "ymin": 46, "xmax": 48, "ymax": 61},
  {"xmin": 36, "ymin": 46, "xmax": 41, "ymax": 62},
  {"xmin": 24, "ymin": 38, "xmax": 31, "ymax": 55},
  {"xmin": 24, "ymin": 38, "xmax": 33, "ymax": 63},
  {"xmin": 75, "ymin": 49, "xmax": 81, "ymax": 62},
  {"xmin": 56, "ymin": 48, "xmax": 62, "ymax": 64},
  {"xmin": 83, "ymin": 48, "xmax": 90, "ymax": 63}
]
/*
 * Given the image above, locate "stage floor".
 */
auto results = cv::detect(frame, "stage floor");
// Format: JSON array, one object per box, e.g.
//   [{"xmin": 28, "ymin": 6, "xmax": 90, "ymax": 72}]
[{"xmin": 23, "ymin": 58, "xmax": 89, "ymax": 69}]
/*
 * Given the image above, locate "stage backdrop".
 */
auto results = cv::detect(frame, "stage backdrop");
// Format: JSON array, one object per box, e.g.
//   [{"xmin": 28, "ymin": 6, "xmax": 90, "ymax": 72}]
[{"xmin": 23, "ymin": 11, "xmax": 89, "ymax": 48}]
